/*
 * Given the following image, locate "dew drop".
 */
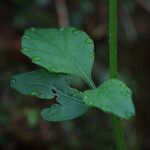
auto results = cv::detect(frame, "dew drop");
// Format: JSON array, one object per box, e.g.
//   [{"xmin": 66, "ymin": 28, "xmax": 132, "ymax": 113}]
[
  {"xmin": 11, "ymin": 78, "xmax": 17, "ymax": 84},
  {"xmin": 22, "ymin": 48, "xmax": 31, "ymax": 53},
  {"xmin": 112, "ymin": 79, "xmax": 115, "ymax": 82},
  {"xmin": 48, "ymin": 67, "xmax": 57, "ymax": 72},
  {"xmin": 49, "ymin": 111, "xmax": 55, "ymax": 116},
  {"xmin": 119, "ymin": 82, "xmax": 126, "ymax": 88},
  {"xmin": 122, "ymin": 90, "xmax": 130, "ymax": 97},
  {"xmin": 125, "ymin": 112, "xmax": 133, "ymax": 118},
  {"xmin": 88, "ymin": 101, "xmax": 94, "ymax": 106},
  {"xmin": 111, "ymin": 79, "xmax": 117, "ymax": 84},
  {"xmin": 72, "ymin": 28, "xmax": 80, "ymax": 36},
  {"xmin": 30, "ymin": 91, "xmax": 38, "ymax": 96},
  {"xmin": 90, "ymin": 53, "xmax": 94, "ymax": 59},
  {"xmin": 23, "ymin": 35, "xmax": 30, "ymax": 40},
  {"xmin": 30, "ymin": 28, "xmax": 35, "ymax": 31},
  {"xmin": 60, "ymin": 27, "xmax": 64, "ymax": 31},
  {"xmin": 84, "ymin": 96, "xmax": 87, "ymax": 100},
  {"xmin": 46, "ymin": 106, "xmax": 58, "ymax": 116},
  {"xmin": 32, "ymin": 56, "xmax": 41, "ymax": 61},
  {"xmin": 103, "ymin": 105, "xmax": 111, "ymax": 112},
  {"xmin": 85, "ymin": 38, "xmax": 93, "ymax": 44}
]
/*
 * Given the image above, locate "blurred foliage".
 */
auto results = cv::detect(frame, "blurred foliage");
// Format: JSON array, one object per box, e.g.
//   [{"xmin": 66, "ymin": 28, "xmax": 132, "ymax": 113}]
[{"xmin": 0, "ymin": 0, "xmax": 150, "ymax": 149}]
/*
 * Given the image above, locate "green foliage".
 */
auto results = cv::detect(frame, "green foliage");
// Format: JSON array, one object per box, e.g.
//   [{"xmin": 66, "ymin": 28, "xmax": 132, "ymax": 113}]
[
  {"xmin": 10, "ymin": 27, "xmax": 135, "ymax": 121},
  {"xmin": 41, "ymin": 87, "xmax": 89, "ymax": 121},
  {"xmin": 21, "ymin": 27, "xmax": 95, "ymax": 87},
  {"xmin": 10, "ymin": 69, "xmax": 89, "ymax": 121},
  {"xmin": 10, "ymin": 69, "xmax": 70, "ymax": 100},
  {"xmin": 83, "ymin": 79, "xmax": 135, "ymax": 119}
]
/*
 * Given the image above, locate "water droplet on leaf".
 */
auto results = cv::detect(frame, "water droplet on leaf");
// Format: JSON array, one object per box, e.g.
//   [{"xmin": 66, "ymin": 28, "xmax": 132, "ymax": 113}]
[
  {"xmin": 111, "ymin": 79, "xmax": 116, "ymax": 83},
  {"xmin": 85, "ymin": 38, "xmax": 93, "ymax": 44},
  {"xmin": 90, "ymin": 53, "xmax": 94, "ymax": 59},
  {"xmin": 22, "ymin": 48, "xmax": 31, "ymax": 52},
  {"xmin": 122, "ymin": 90, "xmax": 131, "ymax": 97},
  {"xmin": 48, "ymin": 67, "xmax": 57, "ymax": 72},
  {"xmin": 84, "ymin": 96, "xmax": 87, "ymax": 100},
  {"xmin": 60, "ymin": 27, "xmax": 64, "ymax": 31},
  {"xmin": 125, "ymin": 112, "xmax": 133, "ymax": 118},
  {"xmin": 30, "ymin": 92, "xmax": 38, "ymax": 96},
  {"xmin": 72, "ymin": 29, "xmax": 80, "ymax": 36},
  {"xmin": 46, "ymin": 106, "xmax": 58, "ymax": 117},
  {"xmin": 102, "ymin": 105, "xmax": 111, "ymax": 112},
  {"xmin": 30, "ymin": 28, "xmax": 35, "ymax": 31},
  {"xmin": 11, "ymin": 78, "xmax": 17, "ymax": 84},
  {"xmin": 24, "ymin": 35, "xmax": 30, "ymax": 40},
  {"xmin": 32, "ymin": 56, "xmax": 41, "ymax": 61},
  {"xmin": 88, "ymin": 101, "xmax": 94, "ymax": 105},
  {"xmin": 120, "ymin": 82, "xmax": 126, "ymax": 88}
]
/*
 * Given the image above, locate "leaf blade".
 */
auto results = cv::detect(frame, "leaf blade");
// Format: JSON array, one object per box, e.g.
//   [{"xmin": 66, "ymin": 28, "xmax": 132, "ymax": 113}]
[
  {"xmin": 21, "ymin": 27, "xmax": 95, "ymax": 85},
  {"xmin": 83, "ymin": 79, "xmax": 135, "ymax": 119},
  {"xmin": 10, "ymin": 69, "xmax": 69, "ymax": 100},
  {"xmin": 10, "ymin": 69, "xmax": 89, "ymax": 121},
  {"xmin": 41, "ymin": 88, "xmax": 89, "ymax": 121}
]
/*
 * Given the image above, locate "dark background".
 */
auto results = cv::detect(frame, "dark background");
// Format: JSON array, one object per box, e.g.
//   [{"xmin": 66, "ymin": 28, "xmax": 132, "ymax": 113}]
[{"xmin": 0, "ymin": 0, "xmax": 150, "ymax": 149}]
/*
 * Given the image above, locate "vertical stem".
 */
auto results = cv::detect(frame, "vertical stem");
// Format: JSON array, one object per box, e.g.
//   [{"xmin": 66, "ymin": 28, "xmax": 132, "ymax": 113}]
[
  {"xmin": 112, "ymin": 116, "xmax": 125, "ymax": 150},
  {"xmin": 109, "ymin": 0, "xmax": 117, "ymax": 79},
  {"xmin": 109, "ymin": 0, "xmax": 125, "ymax": 150}
]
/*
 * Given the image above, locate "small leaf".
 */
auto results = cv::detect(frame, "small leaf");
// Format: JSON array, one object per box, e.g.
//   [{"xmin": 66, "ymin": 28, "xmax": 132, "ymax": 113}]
[
  {"xmin": 21, "ymin": 27, "xmax": 95, "ymax": 86},
  {"xmin": 83, "ymin": 79, "xmax": 135, "ymax": 119},
  {"xmin": 10, "ymin": 69, "xmax": 68, "ymax": 100},
  {"xmin": 10, "ymin": 69, "xmax": 89, "ymax": 121},
  {"xmin": 41, "ymin": 88, "xmax": 89, "ymax": 121}
]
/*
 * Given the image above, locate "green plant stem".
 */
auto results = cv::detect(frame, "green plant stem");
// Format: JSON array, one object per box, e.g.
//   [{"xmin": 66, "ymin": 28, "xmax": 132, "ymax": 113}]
[
  {"xmin": 109, "ymin": 0, "xmax": 125, "ymax": 150},
  {"xmin": 112, "ymin": 115, "xmax": 125, "ymax": 150},
  {"xmin": 109, "ymin": 0, "xmax": 117, "ymax": 78}
]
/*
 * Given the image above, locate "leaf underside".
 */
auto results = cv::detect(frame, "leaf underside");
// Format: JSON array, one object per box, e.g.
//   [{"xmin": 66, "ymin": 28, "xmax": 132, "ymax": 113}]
[
  {"xmin": 21, "ymin": 27, "xmax": 95, "ymax": 86},
  {"xmin": 10, "ymin": 69, "xmax": 89, "ymax": 121},
  {"xmin": 83, "ymin": 79, "xmax": 135, "ymax": 119}
]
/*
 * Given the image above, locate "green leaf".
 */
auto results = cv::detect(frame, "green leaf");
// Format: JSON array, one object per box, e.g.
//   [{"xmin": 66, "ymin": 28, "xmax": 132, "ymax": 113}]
[
  {"xmin": 21, "ymin": 27, "xmax": 95, "ymax": 86},
  {"xmin": 83, "ymin": 79, "xmax": 135, "ymax": 119},
  {"xmin": 10, "ymin": 69, "xmax": 89, "ymax": 121},
  {"xmin": 10, "ymin": 69, "xmax": 69, "ymax": 100},
  {"xmin": 41, "ymin": 87, "xmax": 89, "ymax": 121}
]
